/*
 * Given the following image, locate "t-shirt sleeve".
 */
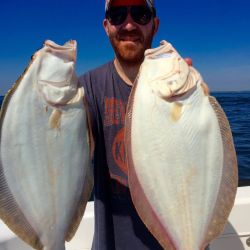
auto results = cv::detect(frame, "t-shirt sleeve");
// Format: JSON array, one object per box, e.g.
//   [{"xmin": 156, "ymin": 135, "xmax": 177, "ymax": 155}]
[{"xmin": 79, "ymin": 72, "xmax": 98, "ymax": 142}]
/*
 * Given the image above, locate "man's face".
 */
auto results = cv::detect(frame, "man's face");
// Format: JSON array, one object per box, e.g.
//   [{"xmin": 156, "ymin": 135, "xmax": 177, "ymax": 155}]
[{"xmin": 103, "ymin": 6, "xmax": 159, "ymax": 65}]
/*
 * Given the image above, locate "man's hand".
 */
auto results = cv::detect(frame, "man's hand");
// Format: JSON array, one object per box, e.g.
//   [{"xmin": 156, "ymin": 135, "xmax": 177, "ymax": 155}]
[
  {"xmin": 184, "ymin": 57, "xmax": 210, "ymax": 95},
  {"xmin": 185, "ymin": 57, "xmax": 193, "ymax": 66}
]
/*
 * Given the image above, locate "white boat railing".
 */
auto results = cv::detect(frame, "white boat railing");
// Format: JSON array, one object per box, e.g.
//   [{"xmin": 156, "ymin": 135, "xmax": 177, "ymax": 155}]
[
  {"xmin": 0, "ymin": 186, "xmax": 250, "ymax": 250},
  {"xmin": 210, "ymin": 186, "xmax": 250, "ymax": 250}
]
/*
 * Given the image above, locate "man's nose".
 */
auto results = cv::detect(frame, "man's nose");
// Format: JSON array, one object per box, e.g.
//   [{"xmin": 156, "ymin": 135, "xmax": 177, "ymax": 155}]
[{"xmin": 121, "ymin": 12, "xmax": 137, "ymax": 31}]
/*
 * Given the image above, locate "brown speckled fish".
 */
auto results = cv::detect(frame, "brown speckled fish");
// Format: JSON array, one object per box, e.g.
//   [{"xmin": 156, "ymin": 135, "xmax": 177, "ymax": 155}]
[
  {"xmin": 125, "ymin": 40, "xmax": 238, "ymax": 250},
  {"xmin": 0, "ymin": 40, "xmax": 93, "ymax": 250}
]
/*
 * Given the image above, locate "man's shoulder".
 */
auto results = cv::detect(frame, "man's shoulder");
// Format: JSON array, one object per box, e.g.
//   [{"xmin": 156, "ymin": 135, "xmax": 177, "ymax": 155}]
[
  {"xmin": 79, "ymin": 61, "xmax": 113, "ymax": 84},
  {"xmin": 78, "ymin": 61, "xmax": 115, "ymax": 101}
]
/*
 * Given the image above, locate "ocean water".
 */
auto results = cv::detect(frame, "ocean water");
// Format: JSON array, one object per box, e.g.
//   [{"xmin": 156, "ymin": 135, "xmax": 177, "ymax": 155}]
[
  {"xmin": 0, "ymin": 92, "xmax": 249, "ymax": 183},
  {"xmin": 212, "ymin": 91, "xmax": 250, "ymax": 182}
]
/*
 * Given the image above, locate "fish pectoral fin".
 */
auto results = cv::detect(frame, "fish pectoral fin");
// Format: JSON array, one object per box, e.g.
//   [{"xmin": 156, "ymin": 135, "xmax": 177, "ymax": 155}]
[
  {"xmin": 170, "ymin": 102, "xmax": 183, "ymax": 122},
  {"xmin": 49, "ymin": 109, "xmax": 62, "ymax": 129}
]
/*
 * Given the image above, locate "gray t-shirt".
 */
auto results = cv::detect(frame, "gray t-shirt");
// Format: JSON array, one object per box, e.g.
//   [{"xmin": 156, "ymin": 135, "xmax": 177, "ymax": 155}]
[{"xmin": 79, "ymin": 61, "xmax": 163, "ymax": 250}]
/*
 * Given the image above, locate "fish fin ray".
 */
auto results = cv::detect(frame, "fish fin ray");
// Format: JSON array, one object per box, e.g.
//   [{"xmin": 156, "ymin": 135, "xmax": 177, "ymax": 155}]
[
  {"xmin": 0, "ymin": 54, "xmax": 35, "ymax": 126},
  {"xmin": 202, "ymin": 96, "xmax": 238, "ymax": 246},
  {"xmin": 65, "ymin": 163, "xmax": 94, "ymax": 241},
  {"xmin": 0, "ymin": 54, "xmax": 43, "ymax": 250},
  {"xmin": 65, "ymin": 93, "xmax": 94, "ymax": 241},
  {"xmin": 0, "ymin": 166, "xmax": 43, "ymax": 249}
]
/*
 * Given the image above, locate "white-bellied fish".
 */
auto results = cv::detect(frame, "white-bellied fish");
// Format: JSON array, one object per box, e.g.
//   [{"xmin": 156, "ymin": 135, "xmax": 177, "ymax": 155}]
[
  {"xmin": 0, "ymin": 40, "xmax": 93, "ymax": 250},
  {"xmin": 125, "ymin": 40, "xmax": 238, "ymax": 250}
]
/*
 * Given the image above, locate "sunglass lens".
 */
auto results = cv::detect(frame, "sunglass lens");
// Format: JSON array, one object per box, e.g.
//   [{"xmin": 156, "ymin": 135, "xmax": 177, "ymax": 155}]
[
  {"xmin": 106, "ymin": 6, "xmax": 153, "ymax": 26},
  {"xmin": 107, "ymin": 7, "xmax": 127, "ymax": 25},
  {"xmin": 131, "ymin": 6, "xmax": 152, "ymax": 25}
]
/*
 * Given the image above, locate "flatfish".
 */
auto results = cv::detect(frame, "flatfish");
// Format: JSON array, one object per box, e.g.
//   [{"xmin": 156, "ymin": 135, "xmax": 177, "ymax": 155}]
[
  {"xmin": 0, "ymin": 40, "xmax": 93, "ymax": 250},
  {"xmin": 125, "ymin": 40, "xmax": 238, "ymax": 250}
]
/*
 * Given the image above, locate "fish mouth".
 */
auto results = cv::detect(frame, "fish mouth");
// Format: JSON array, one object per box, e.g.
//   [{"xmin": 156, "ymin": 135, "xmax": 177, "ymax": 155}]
[
  {"xmin": 42, "ymin": 40, "xmax": 77, "ymax": 62},
  {"xmin": 45, "ymin": 40, "xmax": 76, "ymax": 50}
]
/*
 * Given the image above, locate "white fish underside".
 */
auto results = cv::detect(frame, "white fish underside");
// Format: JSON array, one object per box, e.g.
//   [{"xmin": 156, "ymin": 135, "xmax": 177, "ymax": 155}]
[
  {"xmin": 131, "ymin": 84, "xmax": 222, "ymax": 249},
  {"xmin": 0, "ymin": 41, "xmax": 93, "ymax": 250},
  {"xmin": 125, "ymin": 41, "xmax": 238, "ymax": 250}
]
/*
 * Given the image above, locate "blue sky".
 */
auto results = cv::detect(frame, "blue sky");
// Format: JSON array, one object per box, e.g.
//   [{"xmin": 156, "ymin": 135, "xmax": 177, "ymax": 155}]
[{"xmin": 0, "ymin": 0, "xmax": 250, "ymax": 95}]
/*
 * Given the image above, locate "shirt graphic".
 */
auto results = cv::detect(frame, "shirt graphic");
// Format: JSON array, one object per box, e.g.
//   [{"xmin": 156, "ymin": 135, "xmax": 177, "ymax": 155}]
[{"xmin": 104, "ymin": 97, "xmax": 128, "ymax": 191}]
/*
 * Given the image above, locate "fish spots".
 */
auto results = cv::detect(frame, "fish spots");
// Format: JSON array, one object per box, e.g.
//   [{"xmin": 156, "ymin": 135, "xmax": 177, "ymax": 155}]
[
  {"xmin": 170, "ymin": 102, "xmax": 183, "ymax": 122},
  {"xmin": 49, "ymin": 109, "xmax": 62, "ymax": 129}
]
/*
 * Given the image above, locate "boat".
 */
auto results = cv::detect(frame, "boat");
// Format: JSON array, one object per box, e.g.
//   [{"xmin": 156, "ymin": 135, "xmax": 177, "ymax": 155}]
[{"xmin": 0, "ymin": 184, "xmax": 250, "ymax": 250}]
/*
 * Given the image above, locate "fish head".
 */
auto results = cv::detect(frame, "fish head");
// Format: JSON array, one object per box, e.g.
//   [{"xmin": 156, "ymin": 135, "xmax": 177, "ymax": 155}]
[
  {"xmin": 140, "ymin": 40, "xmax": 197, "ymax": 100},
  {"xmin": 36, "ymin": 40, "xmax": 79, "ymax": 106}
]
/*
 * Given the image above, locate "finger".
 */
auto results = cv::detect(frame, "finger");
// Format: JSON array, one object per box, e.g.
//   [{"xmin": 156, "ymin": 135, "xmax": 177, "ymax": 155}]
[{"xmin": 185, "ymin": 58, "xmax": 193, "ymax": 66}]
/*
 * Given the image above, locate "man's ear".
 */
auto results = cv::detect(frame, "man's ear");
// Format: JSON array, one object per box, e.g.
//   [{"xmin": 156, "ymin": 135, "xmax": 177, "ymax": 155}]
[
  {"xmin": 153, "ymin": 17, "xmax": 160, "ymax": 35},
  {"xmin": 103, "ymin": 19, "xmax": 110, "ymax": 36}
]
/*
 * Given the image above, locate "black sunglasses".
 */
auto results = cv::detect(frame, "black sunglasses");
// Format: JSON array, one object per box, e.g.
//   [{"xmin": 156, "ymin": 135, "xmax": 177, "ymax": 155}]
[{"xmin": 105, "ymin": 5, "xmax": 156, "ymax": 26}]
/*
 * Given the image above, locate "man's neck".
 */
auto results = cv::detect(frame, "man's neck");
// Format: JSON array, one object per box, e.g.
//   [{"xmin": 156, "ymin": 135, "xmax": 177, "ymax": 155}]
[{"xmin": 114, "ymin": 58, "xmax": 142, "ymax": 86}]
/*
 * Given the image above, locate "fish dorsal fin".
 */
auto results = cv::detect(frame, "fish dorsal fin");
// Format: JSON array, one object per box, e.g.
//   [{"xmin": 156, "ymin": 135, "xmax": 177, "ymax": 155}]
[
  {"xmin": 201, "ymin": 96, "xmax": 238, "ymax": 248},
  {"xmin": 65, "ymin": 93, "xmax": 94, "ymax": 241},
  {"xmin": 0, "ymin": 166, "xmax": 43, "ymax": 249},
  {"xmin": 0, "ymin": 54, "xmax": 43, "ymax": 250},
  {"xmin": 65, "ymin": 161, "xmax": 93, "ymax": 241}
]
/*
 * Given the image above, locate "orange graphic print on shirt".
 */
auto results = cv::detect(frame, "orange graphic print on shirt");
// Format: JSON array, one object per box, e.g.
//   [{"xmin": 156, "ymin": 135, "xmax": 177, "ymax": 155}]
[
  {"xmin": 104, "ymin": 97, "xmax": 129, "ymax": 190},
  {"xmin": 112, "ymin": 127, "xmax": 127, "ymax": 176},
  {"xmin": 104, "ymin": 97, "xmax": 125, "ymax": 126}
]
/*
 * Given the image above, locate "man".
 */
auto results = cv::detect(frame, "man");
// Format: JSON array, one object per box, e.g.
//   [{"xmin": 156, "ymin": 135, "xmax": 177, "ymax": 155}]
[{"xmin": 79, "ymin": 1, "xmax": 197, "ymax": 249}]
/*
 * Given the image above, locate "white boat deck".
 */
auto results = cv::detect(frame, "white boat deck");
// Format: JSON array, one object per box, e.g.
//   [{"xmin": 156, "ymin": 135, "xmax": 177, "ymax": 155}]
[{"xmin": 0, "ymin": 186, "xmax": 250, "ymax": 250}]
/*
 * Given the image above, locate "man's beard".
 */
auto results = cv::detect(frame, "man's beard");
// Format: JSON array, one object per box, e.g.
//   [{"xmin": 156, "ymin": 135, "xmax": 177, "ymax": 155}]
[{"xmin": 109, "ymin": 26, "xmax": 154, "ymax": 65}]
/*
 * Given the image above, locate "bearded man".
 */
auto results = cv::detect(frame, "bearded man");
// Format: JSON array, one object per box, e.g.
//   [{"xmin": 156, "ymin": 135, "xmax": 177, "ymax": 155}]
[{"xmin": 80, "ymin": 0, "xmax": 195, "ymax": 249}]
